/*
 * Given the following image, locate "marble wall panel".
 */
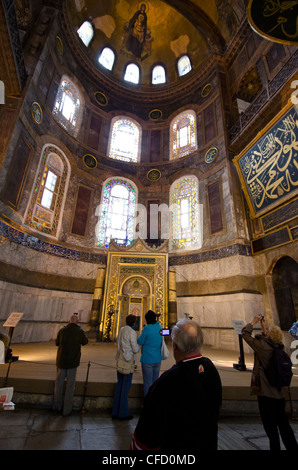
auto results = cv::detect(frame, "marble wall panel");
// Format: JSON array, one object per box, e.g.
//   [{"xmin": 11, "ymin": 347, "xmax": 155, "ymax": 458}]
[
  {"xmin": 175, "ymin": 253, "xmax": 256, "ymax": 283},
  {"xmin": 177, "ymin": 292, "xmax": 264, "ymax": 351},
  {"xmin": 0, "ymin": 280, "xmax": 92, "ymax": 343},
  {"xmin": 0, "ymin": 237, "xmax": 101, "ymax": 281}
]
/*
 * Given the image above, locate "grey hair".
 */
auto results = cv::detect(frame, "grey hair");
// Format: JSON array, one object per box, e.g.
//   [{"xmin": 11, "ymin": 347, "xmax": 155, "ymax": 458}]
[
  {"xmin": 70, "ymin": 313, "xmax": 79, "ymax": 324},
  {"xmin": 171, "ymin": 319, "xmax": 204, "ymax": 354}
]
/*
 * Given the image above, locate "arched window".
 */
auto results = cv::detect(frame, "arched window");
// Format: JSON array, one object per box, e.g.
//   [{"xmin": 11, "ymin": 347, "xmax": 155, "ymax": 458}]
[
  {"xmin": 97, "ymin": 178, "xmax": 137, "ymax": 247},
  {"xmin": 24, "ymin": 145, "xmax": 70, "ymax": 237},
  {"xmin": 39, "ymin": 162, "xmax": 61, "ymax": 210},
  {"xmin": 170, "ymin": 110, "xmax": 197, "ymax": 159},
  {"xmin": 98, "ymin": 47, "xmax": 115, "ymax": 71},
  {"xmin": 152, "ymin": 65, "xmax": 166, "ymax": 85},
  {"xmin": 177, "ymin": 55, "xmax": 192, "ymax": 77},
  {"xmin": 170, "ymin": 176, "xmax": 201, "ymax": 251},
  {"xmin": 52, "ymin": 76, "xmax": 83, "ymax": 137},
  {"xmin": 124, "ymin": 63, "xmax": 140, "ymax": 84},
  {"xmin": 77, "ymin": 20, "xmax": 94, "ymax": 47},
  {"xmin": 108, "ymin": 117, "xmax": 141, "ymax": 162}
]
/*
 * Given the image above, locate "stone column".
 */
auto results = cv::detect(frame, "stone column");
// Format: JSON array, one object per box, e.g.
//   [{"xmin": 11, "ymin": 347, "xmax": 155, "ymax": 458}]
[
  {"xmin": 168, "ymin": 268, "xmax": 177, "ymax": 328},
  {"xmin": 88, "ymin": 266, "xmax": 106, "ymax": 340}
]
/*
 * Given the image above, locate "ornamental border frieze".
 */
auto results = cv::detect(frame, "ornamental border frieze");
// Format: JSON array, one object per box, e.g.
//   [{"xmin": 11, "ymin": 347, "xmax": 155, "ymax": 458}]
[{"xmin": 0, "ymin": 218, "xmax": 252, "ymax": 266}]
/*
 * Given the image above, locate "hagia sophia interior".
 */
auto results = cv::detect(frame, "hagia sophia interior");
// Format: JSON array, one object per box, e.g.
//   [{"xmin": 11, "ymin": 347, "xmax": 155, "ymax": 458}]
[{"xmin": 0, "ymin": 0, "xmax": 297, "ymax": 353}]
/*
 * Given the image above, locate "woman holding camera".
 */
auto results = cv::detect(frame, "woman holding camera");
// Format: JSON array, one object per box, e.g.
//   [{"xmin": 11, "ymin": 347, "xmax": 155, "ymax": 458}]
[{"xmin": 242, "ymin": 315, "xmax": 297, "ymax": 450}]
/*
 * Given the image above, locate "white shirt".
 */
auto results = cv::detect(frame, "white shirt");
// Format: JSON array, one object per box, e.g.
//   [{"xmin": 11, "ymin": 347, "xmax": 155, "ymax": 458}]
[{"xmin": 116, "ymin": 325, "xmax": 139, "ymax": 361}]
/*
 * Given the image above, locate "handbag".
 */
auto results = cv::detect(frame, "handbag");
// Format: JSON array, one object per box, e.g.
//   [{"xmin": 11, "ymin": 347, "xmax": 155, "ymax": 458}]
[
  {"xmin": 116, "ymin": 349, "xmax": 135, "ymax": 375},
  {"xmin": 161, "ymin": 339, "xmax": 169, "ymax": 360}
]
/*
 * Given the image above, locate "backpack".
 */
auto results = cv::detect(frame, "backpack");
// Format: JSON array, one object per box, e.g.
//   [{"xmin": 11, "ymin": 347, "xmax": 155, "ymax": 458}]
[{"xmin": 264, "ymin": 344, "xmax": 293, "ymax": 388}]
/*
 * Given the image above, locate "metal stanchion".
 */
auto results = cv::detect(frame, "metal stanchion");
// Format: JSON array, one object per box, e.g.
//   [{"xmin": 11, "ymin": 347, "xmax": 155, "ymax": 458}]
[
  {"xmin": 81, "ymin": 361, "xmax": 91, "ymax": 413},
  {"xmin": 233, "ymin": 334, "xmax": 247, "ymax": 371},
  {"xmin": 4, "ymin": 358, "xmax": 12, "ymax": 387}
]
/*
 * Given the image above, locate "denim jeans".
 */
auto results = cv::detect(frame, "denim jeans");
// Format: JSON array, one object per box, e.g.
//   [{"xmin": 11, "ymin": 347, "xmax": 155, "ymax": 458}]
[
  {"xmin": 141, "ymin": 362, "xmax": 161, "ymax": 396},
  {"xmin": 112, "ymin": 371, "xmax": 133, "ymax": 418}
]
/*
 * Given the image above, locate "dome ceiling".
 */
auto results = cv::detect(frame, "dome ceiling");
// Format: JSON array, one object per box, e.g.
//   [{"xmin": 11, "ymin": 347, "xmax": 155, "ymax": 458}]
[{"xmin": 65, "ymin": 0, "xmax": 244, "ymax": 88}]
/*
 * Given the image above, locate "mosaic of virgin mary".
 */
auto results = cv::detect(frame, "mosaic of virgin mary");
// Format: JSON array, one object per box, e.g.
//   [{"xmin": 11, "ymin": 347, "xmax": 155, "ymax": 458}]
[{"xmin": 122, "ymin": 2, "xmax": 153, "ymax": 60}]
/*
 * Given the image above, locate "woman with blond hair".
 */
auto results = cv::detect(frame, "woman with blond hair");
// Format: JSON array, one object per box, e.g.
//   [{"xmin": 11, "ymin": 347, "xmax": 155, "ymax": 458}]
[{"xmin": 242, "ymin": 315, "xmax": 297, "ymax": 450}]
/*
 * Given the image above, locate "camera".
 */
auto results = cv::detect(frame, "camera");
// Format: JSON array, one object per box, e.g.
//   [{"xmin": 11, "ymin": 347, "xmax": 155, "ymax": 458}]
[{"xmin": 160, "ymin": 328, "xmax": 171, "ymax": 336}]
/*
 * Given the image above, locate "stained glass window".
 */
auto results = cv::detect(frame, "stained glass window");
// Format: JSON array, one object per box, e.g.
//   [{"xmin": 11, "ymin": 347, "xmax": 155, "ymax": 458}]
[
  {"xmin": 98, "ymin": 47, "xmax": 115, "ymax": 71},
  {"xmin": 40, "ymin": 170, "xmax": 57, "ymax": 209},
  {"xmin": 25, "ymin": 146, "xmax": 69, "ymax": 237},
  {"xmin": 177, "ymin": 55, "xmax": 192, "ymax": 76},
  {"xmin": 108, "ymin": 117, "xmax": 141, "ymax": 162},
  {"xmin": 52, "ymin": 76, "xmax": 82, "ymax": 137},
  {"xmin": 97, "ymin": 178, "xmax": 137, "ymax": 247},
  {"xmin": 170, "ymin": 176, "xmax": 201, "ymax": 251},
  {"xmin": 152, "ymin": 65, "xmax": 166, "ymax": 85},
  {"xmin": 77, "ymin": 21, "xmax": 94, "ymax": 47},
  {"xmin": 124, "ymin": 63, "xmax": 140, "ymax": 84},
  {"xmin": 170, "ymin": 110, "xmax": 197, "ymax": 159}
]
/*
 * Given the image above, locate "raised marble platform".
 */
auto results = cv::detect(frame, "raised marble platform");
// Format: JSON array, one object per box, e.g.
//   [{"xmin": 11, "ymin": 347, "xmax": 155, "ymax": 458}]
[{"xmin": 1, "ymin": 341, "xmax": 298, "ymax": 417}]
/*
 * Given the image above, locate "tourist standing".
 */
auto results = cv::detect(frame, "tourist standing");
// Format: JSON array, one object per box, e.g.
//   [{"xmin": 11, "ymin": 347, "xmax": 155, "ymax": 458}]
[
  {"xmin": 137, "ymin": 310, "xmax": 162, "ymax": 396},
  {"xmin": 112, "ymin": 314, "xmax": 139, "ymax": 420},
  {"xmin": 242, "ymin": 315, "xmax": 297, "ymax": 450},
  {"xmin": 131, "ymin": 319, "xmax": 222, "ymax": 450},
  {"xmin": 54, "ymin": 313, "xmax": 88, "ymax": 416}
]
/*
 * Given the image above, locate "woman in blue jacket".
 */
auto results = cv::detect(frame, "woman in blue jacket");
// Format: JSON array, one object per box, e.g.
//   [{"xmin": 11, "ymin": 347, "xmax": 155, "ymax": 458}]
[{"xmin": 137, "ymin": 310, "xmax": 162, "ymax": 396}]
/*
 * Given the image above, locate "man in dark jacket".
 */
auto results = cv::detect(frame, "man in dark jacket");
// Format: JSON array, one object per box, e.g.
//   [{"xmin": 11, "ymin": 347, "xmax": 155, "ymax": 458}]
[
  {"xmin": 130, "ymin": 319, "xmax": 222, "ymax": 451},
  {"xmin": 54, "ymin": 313, "xmax": 88, "ymax": 416}
]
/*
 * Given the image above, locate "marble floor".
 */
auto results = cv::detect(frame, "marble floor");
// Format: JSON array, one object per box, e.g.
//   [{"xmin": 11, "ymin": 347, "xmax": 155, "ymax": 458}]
[
  {"xmin": 0, "ymin": 406, "xmax": 298, "ymax": 452},
  {"xmin": 1, "ymin": 341, "xmax": 298, "ymax": 459}
]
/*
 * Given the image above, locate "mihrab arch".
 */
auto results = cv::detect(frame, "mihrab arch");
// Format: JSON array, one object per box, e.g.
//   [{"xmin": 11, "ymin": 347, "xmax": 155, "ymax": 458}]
[{"xmin": 99, "ymin": 238, "xmax": 170, "ymax": 341}]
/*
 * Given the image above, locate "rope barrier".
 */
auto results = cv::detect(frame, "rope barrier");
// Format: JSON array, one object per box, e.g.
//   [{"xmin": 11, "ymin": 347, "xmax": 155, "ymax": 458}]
[
  {"xmin": 0, "ymin": 359, "xmax": 117, "ymax": 368},
  {"xmin": 2, "ymin": 359, "xmax": 296, "ymax": 379},
  {"xmin": 3, "ymin": 356, "xmax": 297, "ymax": 375},
  {"xmin": 0, "ymin": 357, "xmax": 257, "ymax": 379}
]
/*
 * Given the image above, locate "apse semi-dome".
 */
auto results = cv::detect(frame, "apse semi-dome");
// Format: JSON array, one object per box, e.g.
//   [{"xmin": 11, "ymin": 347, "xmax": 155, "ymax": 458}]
[{"xmin": 65, "ymin": 0, "xmax": 238, "ymax": 89}]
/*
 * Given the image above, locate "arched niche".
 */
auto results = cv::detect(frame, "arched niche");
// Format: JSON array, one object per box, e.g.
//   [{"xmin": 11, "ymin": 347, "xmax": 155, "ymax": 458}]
[
  {"xmin": 121, "ymin": 276, "xmax": 152, "ymax": 332},
  {"xmin": 272, "ymin": 256, "xmax": 298, "ymax": 330}
]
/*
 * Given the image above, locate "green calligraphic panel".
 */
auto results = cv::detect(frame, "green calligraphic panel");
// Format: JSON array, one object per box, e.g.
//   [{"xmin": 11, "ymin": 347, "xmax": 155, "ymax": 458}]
[
  {"xmin": 252, "ymin": 227, "xmax": 291, "ymax": 254},
  {"xmin": 261, "ymin": 197, "xmax": 298, "ymax": 231},
  {"xmin": 247, "ymin": 0, "xmax": 298, "ymax": 46},
  {"xmin": 237, "ymin": 106, "xmax": 298, "ymax": 216}
]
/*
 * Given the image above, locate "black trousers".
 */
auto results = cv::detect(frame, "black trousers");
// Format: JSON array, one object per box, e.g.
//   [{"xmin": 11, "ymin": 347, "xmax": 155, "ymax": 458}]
[{"xmin": 257, "ymin": 396, "xmax": 297, "ymax": 450}]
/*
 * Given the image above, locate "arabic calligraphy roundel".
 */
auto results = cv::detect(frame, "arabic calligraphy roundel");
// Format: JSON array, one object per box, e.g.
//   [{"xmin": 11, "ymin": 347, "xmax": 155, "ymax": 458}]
[{"xmin": 247, "ymin": 0, "xmax": 298, "ymax": 46}]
